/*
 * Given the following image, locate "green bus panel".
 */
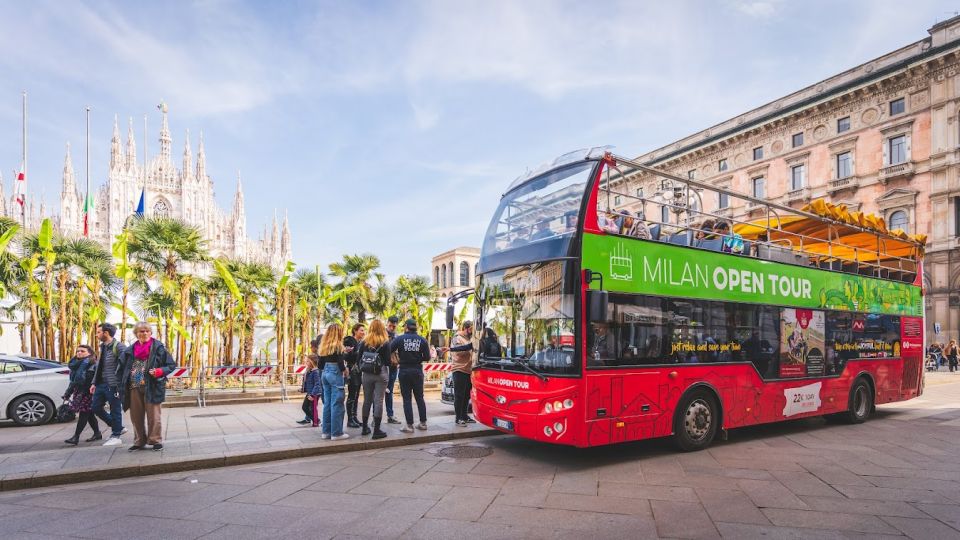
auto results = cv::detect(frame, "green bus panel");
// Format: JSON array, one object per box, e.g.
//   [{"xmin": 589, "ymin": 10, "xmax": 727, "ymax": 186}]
[{"xmin": 581, "ymin": 233, "xmax": 922, "ymax": 317}]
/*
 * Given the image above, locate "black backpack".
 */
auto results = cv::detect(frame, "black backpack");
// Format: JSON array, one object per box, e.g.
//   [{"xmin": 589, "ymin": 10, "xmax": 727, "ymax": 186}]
[
  {"xmin": 359, "ymin": 345, "xmax": 383, "ymax": 375},
  {"xmin": 483, "ymin": 337, "xmax": 503, "ymax": 358}
]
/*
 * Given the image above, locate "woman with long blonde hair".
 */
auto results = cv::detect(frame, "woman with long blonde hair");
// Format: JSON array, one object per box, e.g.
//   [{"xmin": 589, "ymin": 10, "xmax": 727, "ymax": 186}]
[
  {"xmin": 356, "ymin": 319, "xmax": 392, "ymax": 439},
  {"xmin": 317, "ymin": 324, "xmax": 349, "ymax": 440}
]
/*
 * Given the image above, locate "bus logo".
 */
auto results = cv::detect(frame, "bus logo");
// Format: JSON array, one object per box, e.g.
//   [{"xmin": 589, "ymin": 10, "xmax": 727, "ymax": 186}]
[
  {"xmin": 610, "ymin": 242, "xmax": 633, "ymax": 281},
  {"xmin": 496, "ymin": 395, "xmax": 507, "ymax": 404}
]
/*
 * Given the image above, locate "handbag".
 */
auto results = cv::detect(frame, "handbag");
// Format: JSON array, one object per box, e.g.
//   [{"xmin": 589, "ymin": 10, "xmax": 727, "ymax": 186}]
[
  {"xmin": 359, "ymin": 348, "xmax": 382, "ymax": 375},
  {"xmin": 56, "ymin": 400, "xmax": 76, "ymax": 423}
]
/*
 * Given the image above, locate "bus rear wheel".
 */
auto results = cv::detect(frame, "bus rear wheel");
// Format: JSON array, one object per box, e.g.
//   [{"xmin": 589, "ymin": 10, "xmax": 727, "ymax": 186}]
[
  {"xmin": 840, "ymin": 378, "xmax": 873, "ymax": 424},
  {"xmin": 673, "ymin": 389, "xmax": 719, "ymax": 452}
]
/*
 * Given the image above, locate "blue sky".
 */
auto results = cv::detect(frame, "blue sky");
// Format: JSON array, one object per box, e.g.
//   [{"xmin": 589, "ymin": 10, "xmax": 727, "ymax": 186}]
[{"xmin": 0, "ymin": 0, "xmax": 955, "ymax": 279}]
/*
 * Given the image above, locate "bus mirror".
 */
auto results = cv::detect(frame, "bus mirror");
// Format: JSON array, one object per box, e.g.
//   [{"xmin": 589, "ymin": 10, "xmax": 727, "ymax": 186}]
[
  {"xmin": 445, "ymin": 304, "xmax": 455, "ymax": 330},
  {"xmin": 587, "ymin": 289, "xmax": 609, "ymax": 323}
]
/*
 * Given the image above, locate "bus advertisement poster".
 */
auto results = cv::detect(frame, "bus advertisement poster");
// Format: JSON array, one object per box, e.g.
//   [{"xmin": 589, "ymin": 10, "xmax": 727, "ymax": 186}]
[{"xmin": 780, "ymin": 308, "xmax": 825, "ymax": 377}]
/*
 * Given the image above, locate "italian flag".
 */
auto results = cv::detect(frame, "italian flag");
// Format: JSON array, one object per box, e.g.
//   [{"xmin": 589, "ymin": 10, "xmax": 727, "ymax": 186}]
[{"xmin": 82, "ymin": 193, "xmax": 94, "ymax": 236}]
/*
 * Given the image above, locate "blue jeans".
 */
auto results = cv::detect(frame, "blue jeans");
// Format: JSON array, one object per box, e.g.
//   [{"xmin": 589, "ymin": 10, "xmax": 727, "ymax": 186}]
[
  {"xmin": 384, "ymin": 365, "xmax": 398, "ymax": 417},
  {"xmin": 91, "ymin": 384, "xmax": 123, "ymax": 437},
  {"xmin": 398, "ymin": 367, "xmax": 426, "ymax": 426},
  {"xmin": 321, "ymin": 364, "xmax": 345, "ymax": 437}
]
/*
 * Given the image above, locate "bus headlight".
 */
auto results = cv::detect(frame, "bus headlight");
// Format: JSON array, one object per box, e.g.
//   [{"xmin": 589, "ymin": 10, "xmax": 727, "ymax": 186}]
[
  {"xmin": 543, "ymin": 402, "xmax": 553, "ymax": 413},
  {"xmin": 563, "ymin": 399, "xmax": 574, "ymax": 409},
  {"xmin": 543, "ymin": 426, "xmax": 553, "ymax": 437},
  {"xmin": 554, "ymin": 400, "xmax": 564, "ymax": 411},
  {"xmin": 554, "ymin": 422, "xmax": 564, "ymax": 433}
]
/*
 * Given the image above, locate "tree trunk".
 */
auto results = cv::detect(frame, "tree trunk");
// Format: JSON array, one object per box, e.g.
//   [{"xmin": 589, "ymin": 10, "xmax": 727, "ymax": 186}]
[
  {"xmin": 225, "ymin": 299, "xmax": 235, "ymax": 366},
  {"xmin": 44, "ymin": 261, "xmax": 55, "ymax": 360},
  {"xmin": 120, "ymin": 278, "xmax": 129, "ymax": 343},
  {"xmin": 178, "ymin": 276, "xmax": 192, "ymax": 366},
  {"xmin": 57, "ymin": 271, "xmax": 68, "ymax": 362}
]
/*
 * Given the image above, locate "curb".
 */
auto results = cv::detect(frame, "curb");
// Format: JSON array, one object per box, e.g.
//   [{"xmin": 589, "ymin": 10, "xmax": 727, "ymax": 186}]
[{"xmin": 0, "ymin": 428, "xmax": 499, "ymax": 492}]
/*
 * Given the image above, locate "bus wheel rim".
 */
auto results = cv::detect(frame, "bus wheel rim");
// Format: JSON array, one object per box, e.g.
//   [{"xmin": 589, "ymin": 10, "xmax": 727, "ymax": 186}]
[
  {"xmin": 684, "ymin": 399, "xmax": 712, "ymax": 441},
  {"xmin": 854, "ymin": 386, "xmax": 867, "ymax": 417}
]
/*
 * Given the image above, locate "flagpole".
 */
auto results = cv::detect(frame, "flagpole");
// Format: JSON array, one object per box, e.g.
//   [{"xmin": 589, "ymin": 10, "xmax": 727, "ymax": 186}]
[
  {"xmin": 21, "ymin": 91, "xmax": 26, "ymax": 228},
  {"xmin": 85, "ymin": 107, "xmax": 91, "ymax": 237}
]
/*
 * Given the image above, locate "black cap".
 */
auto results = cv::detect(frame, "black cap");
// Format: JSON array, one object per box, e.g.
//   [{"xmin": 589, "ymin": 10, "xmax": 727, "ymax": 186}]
[
  {"xmin": 387, "ymin": 316, "xmax": 399, "ymax": 324},
  {"xmin": 405, "ymin": 318, "xmax": 417, "ymax": 328}
]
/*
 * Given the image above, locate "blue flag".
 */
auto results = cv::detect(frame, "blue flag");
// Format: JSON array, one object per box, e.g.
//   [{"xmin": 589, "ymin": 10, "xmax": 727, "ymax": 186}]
[{"xmin": 135, "ymin": 189, "xmax": 145, "ymax": 217}]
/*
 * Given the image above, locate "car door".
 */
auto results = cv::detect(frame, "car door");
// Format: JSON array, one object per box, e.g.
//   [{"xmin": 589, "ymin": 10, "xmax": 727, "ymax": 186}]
[{"xmin": 0, "ymin": 361, "xmax": 26, "ymax": 419}]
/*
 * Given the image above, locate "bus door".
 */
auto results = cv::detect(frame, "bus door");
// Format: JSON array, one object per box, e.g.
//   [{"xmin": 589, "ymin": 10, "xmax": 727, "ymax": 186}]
[
  {"xmin": 585, "ymin": 370, "xmax": 664, "ymax": 445},
  {"xmin": 900, "ymin": 317, "xmax": 923, "ymax": 399}
]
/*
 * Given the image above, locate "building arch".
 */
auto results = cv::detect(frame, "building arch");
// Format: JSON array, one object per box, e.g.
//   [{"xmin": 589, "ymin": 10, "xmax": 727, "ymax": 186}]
[
  {"xmin": 441, "ymin": 263, "xmax": 447, "ymax": 288},
  {"xmin": 434, "ymin": 266, "xmax": 440, "ymax": 286}
]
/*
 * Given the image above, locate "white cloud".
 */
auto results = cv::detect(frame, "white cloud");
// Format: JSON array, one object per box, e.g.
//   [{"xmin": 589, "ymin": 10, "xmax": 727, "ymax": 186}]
[
  {"xmin": 729, "ymin": 0, "xmax": 782, "ymax": 19},
  {"xmin": 410, "ymin": 101, "xmax": 440, "ymax": 131}
]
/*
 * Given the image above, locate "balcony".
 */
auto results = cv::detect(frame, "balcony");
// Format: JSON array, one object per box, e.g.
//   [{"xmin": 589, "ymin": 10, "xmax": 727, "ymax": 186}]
[
  {"xmin": 783, "ymin": 187, "xmax": 811, "ymax": 204},
  {"xmin": 746, "ymin": 200, "xmax": 767, "ymax": 212},
  {"xmin": 827, "ymin": 175, "xmax": 860, "ymax": 195},
  {"xmin": 878, "ymin": 161, "xmax": 914, "ymax": 184}
]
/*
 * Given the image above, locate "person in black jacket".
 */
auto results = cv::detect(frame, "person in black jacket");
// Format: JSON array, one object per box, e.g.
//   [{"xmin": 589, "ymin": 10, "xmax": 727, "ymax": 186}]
[
  {"xmin": 64, "ymin": 345, "xmax": 101, "ymax": 445},
  {"xmin": 390, "ymin": 319, "xmax": 431, "ymax": 433},
  {"xmin": 357, "ymin": 319, "xmax": 392, "ymax": 439},
  {"xmin": 343, "ymin": 323, "xmax": 365, "ymax": 428},
  {"xmin": 90, "ymin": 323, "xmax": 128, "ymax": 446},
  {"xmin": 119, "ymin": 322, "xmax": 177, "ymax": 451}
]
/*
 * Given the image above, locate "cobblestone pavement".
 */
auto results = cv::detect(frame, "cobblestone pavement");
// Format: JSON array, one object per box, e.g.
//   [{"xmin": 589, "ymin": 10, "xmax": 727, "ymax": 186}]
[{"xmin": 1, "ymin": 380, "xmax": 960, "ymax": 539}]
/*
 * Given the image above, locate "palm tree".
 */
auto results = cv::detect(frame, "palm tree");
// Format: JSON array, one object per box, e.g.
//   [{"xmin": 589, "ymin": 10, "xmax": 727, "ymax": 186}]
[
  {"xmin": 53, "ymin": 237, "xmax": 112, "ymax": 361},
  {"xmin": 394, "ymin": 274, "xmax": 440, "ymax": 339},
  {"xmin": 214, "ymin": 259, "xmax": 276, "ymax": 365},
  {"xmin": 329, "ymin": 253, "xmax": 380, "ymax": 326}
]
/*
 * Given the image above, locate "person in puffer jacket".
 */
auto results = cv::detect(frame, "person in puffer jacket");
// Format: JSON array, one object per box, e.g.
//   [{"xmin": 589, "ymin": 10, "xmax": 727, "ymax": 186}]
[{"xmin": 297, "ymin": 356, "xmax": 322, "ymax": 426}]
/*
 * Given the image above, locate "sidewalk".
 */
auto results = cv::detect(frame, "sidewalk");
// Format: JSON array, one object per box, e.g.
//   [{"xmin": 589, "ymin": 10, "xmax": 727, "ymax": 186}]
[{"xmin": 0, "ymin": 397, "xmax": 494, "ymax": 491}]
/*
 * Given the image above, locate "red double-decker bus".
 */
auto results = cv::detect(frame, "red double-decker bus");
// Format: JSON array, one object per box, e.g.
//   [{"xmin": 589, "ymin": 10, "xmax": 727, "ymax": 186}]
[{"xmin": 465, "ymin": 149, "xmax": 925, "ymax": 450}]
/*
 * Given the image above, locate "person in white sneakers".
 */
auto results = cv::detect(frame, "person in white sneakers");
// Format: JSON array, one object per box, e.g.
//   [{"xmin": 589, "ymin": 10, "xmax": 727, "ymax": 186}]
[
  {"xmin": 90, "ymin": 323, "xmax": 127, "ymax": 446},
  {"xmin": 316, "ymin": 324, "xmax": 350, "ymax": 441}
]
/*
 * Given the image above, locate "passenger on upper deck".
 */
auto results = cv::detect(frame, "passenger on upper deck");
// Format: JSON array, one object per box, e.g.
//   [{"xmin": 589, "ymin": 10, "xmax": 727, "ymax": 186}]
[
  {"xmin": 695, "ymin": 220, "xmax": 715, "ymax": 244},
  {"xmin": 715, "ymin": 221, "xmax": 744, "ymax": 254},
  {"xmin": 530, "ymin": 221, "xmax": 553, "ymax": 241},
  {"xmin": 622, "ymin": 210, "xmax": 651, "ymax": 240},
  {"xmin": 597, "ymin": 211, "xmax": 620, "ymax": 234}
]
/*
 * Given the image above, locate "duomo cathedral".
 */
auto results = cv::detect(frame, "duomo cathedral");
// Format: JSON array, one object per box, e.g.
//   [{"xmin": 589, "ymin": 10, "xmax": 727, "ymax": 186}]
[{"xmin": 0, "ymin": 103, "xmax": 291, "ymax": 269}]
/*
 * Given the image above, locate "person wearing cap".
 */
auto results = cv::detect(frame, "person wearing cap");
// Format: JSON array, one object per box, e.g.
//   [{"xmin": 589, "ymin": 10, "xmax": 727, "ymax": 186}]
[
  {"xmin": 384, "ymin": 316, "xmax": 401, "ymax": 424},
  {"xmin": 624, "ymin": 210, "xmax": 651, "ymax": 240},
  {"xmin": 448, "ymin": 320, "xmax": 478, "ymax": 425},
  {"xmin": 390, "ymin": 319, "xmax": 431, "ymax": 432}
]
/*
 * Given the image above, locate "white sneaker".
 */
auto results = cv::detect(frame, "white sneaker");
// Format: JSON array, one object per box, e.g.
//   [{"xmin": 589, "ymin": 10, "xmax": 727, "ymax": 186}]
[
  {"xmin": 120, "ymin": 428, "xmax": 128, "ymax": 436},
  {"xmin": 331, "ymin": 434, "xmax": 350, "ymax": 441},
  {"xmin": 416, "ymin": 422, "xmax": 428, "ymax": 431},
  {"xmin": 320, "ymin": 434, "xmax": 331, "ymax": 440},
  {"xmin": 400, "ymin": 425, "xmax": 414, "ymax": 433},
  {"xmin": 103, "ymin": 437, "xmax": 122, "ymax": 447}
]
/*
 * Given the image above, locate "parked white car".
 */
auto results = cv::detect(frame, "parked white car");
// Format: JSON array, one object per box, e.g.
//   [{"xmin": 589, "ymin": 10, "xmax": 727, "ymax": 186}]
[{"xmin": 0, "ymin": 354, "xmax": 70, "ymax": 426}]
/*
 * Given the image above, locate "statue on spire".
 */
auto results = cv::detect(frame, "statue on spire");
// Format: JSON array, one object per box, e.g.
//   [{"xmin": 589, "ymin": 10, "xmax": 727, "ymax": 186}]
[
  {"xmin": 196, "ymin": 130, "xmax": 206, "ymax": 180},
  {"xmin": 126, "ymin": 117, "xmax": 137, "ymax": 170},
  {"xmin": 182, "ymin": 129, "xmax": 192, "ymax": 180},
  {"xmin": 158, "ymin": 100, "xmax": 171, "ymax": 166}
]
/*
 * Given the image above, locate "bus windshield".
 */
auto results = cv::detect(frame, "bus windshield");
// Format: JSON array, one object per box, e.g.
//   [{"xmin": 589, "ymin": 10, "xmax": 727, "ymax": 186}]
[
  {"xmin": 477, "ymin": 260, "xmax": 579, "ymax": 376},
  {"xmin": 480, "ymin": 162, "xmax": 595, "ymax": 264}
]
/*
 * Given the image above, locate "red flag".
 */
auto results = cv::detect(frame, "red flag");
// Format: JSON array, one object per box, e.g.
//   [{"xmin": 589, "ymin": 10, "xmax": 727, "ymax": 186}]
[{"xmin": 13, "ymin": 165, "xmax": 25, "ymax": 207}]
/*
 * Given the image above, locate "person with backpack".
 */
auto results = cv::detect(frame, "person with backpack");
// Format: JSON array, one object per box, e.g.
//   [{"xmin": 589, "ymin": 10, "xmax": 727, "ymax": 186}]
[
  {"xmin": 63, "ymin": 345, "xmax": 101, "ymax": 445},
  {"xmin": 317, "ymin": 324, "xmax": 349, "ymax": 441},
  {"xmin": 298, "ymin": 356, "xmax": 321, "ymax": 426},
  {"xmin": 947, "ymin": 339, "xmax": 959, "ymax": 373},
  {"xmin": 384, "ymin": 316, "xmax": 401, "ymax": 425},
  {"xmin": 449, "ymin": 320, "xmax": 478, "ymax": 426},
  {"xmin": 343, "ymin": 323, "xmax": 365, "ymax": 428},
  {"xmin": 480, "ymin": 325, "xmax": 503, "ymax": 358},
  {"xmin": 357, "ymin": 319, "xmax": 391, "ymax": 439},
  {"xmin": 391, "ymin": 319, "xmax": 431, "ymax": 433}
]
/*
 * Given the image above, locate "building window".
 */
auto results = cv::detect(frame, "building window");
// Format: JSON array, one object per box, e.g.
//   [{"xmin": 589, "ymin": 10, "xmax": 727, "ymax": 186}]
[
  {"xmin": 441, "ymin": 264, "xmax": 447, "ymax": 288},
  {"xmin": 888, "ymin": 210, "xmax": 909, "ymax": 233},
  {"xmin": 459, "ymin": 261, "xmax": 469, "ymax": 286},
  {"xmin": 888, "ymin": 135, "xmax": 907, "ymax": 165},
  {"xmin": 792, "ymin": 133, "xmax": 804, "ymax": 147},
  {"xmin": 955, "ymin": 197, "xmax": 960, "ymax": 237},
  {"xmin": 661, "ymin": 205, "xmax": 670, "ymax": 223},
  {"xmin": 790, "ymin": 164, "xmax": 806, "ymax": 191},
  {"xmin": 753, "ymin": 146, "xmax": 763, "ymax": 161},
  {"xmin": 718, "ymin": 159, "xmax": 728, "ymax": 172},
  {"xmin": 890, "ymin": 97, "xmax": 905, "ymax": 116},
  {"xmin": 614, "ymin": 195, "xmax": 622, "ymax": 205},
  {"xmin": 153, "ymin": 200, "xmax": 170, "ymax": 218},
  {"xmin": 449, "ymin": 264, "xmax": 454, "ymax": 288},
  {"xmin": 836, "ymin": 152, "xmax": 852, "ymax": 179},
  {"xmin": 636, "ymin": 187, "xmax": 644, "ymax": 199},
  {"xmin": 752, "ymin": 176, "xmax": 765, "ymax": 199},
  {"xmin": 718, "ymin": 192, "xmax": 729, "ymax": 209},
  {"xmin": 837, "ymin": 116, "xmax": 850, "ymax": 133},
  {"xmin": 434, "ymin": 266, "xmax": 440, "ymax": 286},
  {"xmin": 687, "ymin": 170, "xmax": 696, "ymax": 180}
]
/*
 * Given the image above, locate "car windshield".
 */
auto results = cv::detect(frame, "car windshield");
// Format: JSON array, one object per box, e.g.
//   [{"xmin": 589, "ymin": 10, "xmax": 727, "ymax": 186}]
[
  {"xmin": 477, "ymin": 260, "xmax": 579, "ymax": 376},
  {"xmin": 480, "ymin": 162, "xmax": 595, "ymax": 265}
]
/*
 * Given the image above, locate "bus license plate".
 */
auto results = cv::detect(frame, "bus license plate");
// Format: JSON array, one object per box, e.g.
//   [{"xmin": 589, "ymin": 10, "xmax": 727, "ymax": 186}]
[{"xmin": 493, "ymin": 417, "xmax": 514, "ymax": 431}]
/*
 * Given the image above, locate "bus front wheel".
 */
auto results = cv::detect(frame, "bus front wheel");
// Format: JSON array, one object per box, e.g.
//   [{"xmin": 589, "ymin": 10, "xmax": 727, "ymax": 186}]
[
  {"xmin": 840, "ymin": 378, "xmax": 873, "ymax": 424},
  {"xmin": 673, "ymin": 389, "xmax": 719, "ymax": 452}
]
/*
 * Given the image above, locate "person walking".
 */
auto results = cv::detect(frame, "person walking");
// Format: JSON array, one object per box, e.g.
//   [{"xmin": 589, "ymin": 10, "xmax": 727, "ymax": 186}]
[
  {"xmin": 947, "ymin": 339, "xmax": 959, "ymax": 373},
  {"xmin": 384, "ymin": 316, "xmax": 401, "ymax": 425},
  {"xmin": 90, "ymin": 323, "xmax": 127, "ymax": 447},
  {"xmin": 120, "ymin": 322, "xmax": 176, "ymax": 451},
  {"xmin": 298, "ymin": 356, "xmax": 321, "ymax": 426},
  {"xmin": 449, "ymin": 321, "xmax": 477, "ymax": 425},
  {"xmin": 343, "ymin": 323, "xmax": 365, "ymax": 428},
  {"xmin": 317, "ymin": 324, "xmax": 349, "ymax": 441},
  {"xmin": 357, "ymin": 319, "xmax": 391, "ymax": 439},
  {"xmin": 63, "ymin": 345, "xmax": 101, "ymax": 445},
  {"xmin": 391, "ymin": 319, "xmax": 431, "ymax": 433}
]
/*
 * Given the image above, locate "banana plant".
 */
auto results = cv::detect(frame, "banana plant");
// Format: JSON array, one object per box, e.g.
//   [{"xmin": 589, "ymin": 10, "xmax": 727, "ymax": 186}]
[{"xmin": 112, "ymin": 229, "xmax": 136, "ymax": 342}]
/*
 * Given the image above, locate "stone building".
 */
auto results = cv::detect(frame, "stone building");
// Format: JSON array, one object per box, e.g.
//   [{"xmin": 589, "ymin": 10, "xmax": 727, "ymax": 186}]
[
  {"xmin": 628, "ymin": 15, "xmax": 960, "ymax": 342},
  {"xmin": 432, "ymin": 246, "xmax": 480, "ymax": 299}
]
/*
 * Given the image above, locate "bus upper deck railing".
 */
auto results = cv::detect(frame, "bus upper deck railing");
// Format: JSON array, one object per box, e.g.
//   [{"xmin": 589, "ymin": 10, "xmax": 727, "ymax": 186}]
[{"xmin": 594, "ymin": 154, "xmax": 924, "ymax": 284}]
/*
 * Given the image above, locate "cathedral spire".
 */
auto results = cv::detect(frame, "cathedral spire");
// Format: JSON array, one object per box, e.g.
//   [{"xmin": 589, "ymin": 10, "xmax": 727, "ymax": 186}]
[
  {"xmin": 110, "ymin": 115, "xmax": 121, "ymax": 170},
  {"xmin": 126, "ymin": 117, "xmax": 137, "ymax": 170},
  {"xmin": 182, "ymin": 129, "xmax": 192, "ymax": 179},
  {"xmin": 158, "ymin": 100, "xmax": 171, "ymax": 166},
  {"xmin": 62, "ymin": 142, "xmax": 76, "ymax": 192},
  {"xmin": 0, "ymin": 171, "xmax": 6, "ymax": 217},
  {"xmin": 281, "ymin": 210, "xmax": 291, "ymax": 260},
  {"xmin": 233, "ymin": 172, "xmax": 245, "ymax": 215},
  {"xmin": 196, "ymin": 130, "xmax": 206, "ymax": 180}
]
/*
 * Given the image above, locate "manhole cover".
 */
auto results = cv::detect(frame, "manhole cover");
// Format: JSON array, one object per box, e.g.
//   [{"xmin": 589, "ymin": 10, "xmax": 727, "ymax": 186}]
[
  {"xmin": 190, "ymin": 413, "xmax": 231, "ymax": 418},
  {"xmin": 437, "ymin": 445, "xmax": 493, "ymax": 459}
]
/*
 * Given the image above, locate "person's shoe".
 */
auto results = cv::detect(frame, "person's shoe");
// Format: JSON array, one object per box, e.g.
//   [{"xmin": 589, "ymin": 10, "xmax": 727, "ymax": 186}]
[
  {"xmin": 386, "ymin": 416, "xmax": 401, "ymax": 424},
  {"xmin": 320, "ymin": 433, "xmax": 331, "ymax": 440},
  {"xmin": 400, "ymin": 425, "xmax": 414, "ymax": 433},
  {"xmin": 296, "ymin": 419, "xmax": 311, "ymax": 425},
  {"xmin": 85, "ymin": 433, "xmax": 103, "ymax": 442},
  {"xmin": 331, "ymin": 434, "xmax": 350, "ymax": 441},
  {"xmin": 372, "ymin": 417, "xmax": 387, "ymax": 439},
  {"xmin": 456, "ymin": 419, "xmax": 467, "ymax": 426},
  {"xmin": 64, "ymin": 437, "xmax": 79, "ymax": 445},
  {"xmin": 312, "ymin": 423, "xmax": 319, "ymax": 428},
  {"xmin": 361, "ymin": 422, "xmax": 371, "ymax": 436},
  {"xmin": 128, "ymin": 445, "xmax": 144, "ymax": 451},
  {"xmin": 103, "ymin": 437, "xmax": 122, "ymax": 447},
  {"xmin": 119, "ymin": 427, "xmax": 128, "ymax": 436},
  {"xmin": 464, "ymin": 416, "xmax": 477, "ymax": 424},
  {"xmin": 151, "ymin": 444, "xmax": 163, "ymax": 451},
  {"xmin": 417, "ymin": 422, "xmax": 428, "ymax": 431},
  {"xmin": 347, "ymin": 417, "xmax": 361, "ymax": 428}
]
